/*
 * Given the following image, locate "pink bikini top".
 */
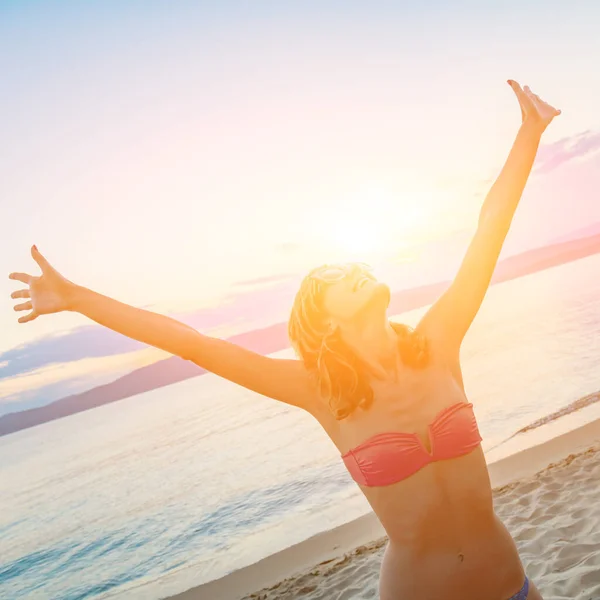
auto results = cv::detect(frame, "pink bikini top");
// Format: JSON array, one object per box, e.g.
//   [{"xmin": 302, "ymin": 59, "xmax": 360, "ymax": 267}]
[{"xmin": 341, "ymin": 402, "xmax": 482, "ymax": 487}]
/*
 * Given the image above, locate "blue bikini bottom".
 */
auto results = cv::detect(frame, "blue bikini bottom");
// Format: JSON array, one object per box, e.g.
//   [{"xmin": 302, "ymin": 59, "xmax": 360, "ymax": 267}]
[{"xmin": 508, "ymin": 576, "xmax": 529, "ymax": 600}]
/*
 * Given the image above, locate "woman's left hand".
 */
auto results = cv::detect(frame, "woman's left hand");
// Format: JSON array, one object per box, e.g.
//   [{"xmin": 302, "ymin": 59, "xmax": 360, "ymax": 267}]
[{"xmin": 508, "ymin": 80, "xmax": 561, "ymax": 131}]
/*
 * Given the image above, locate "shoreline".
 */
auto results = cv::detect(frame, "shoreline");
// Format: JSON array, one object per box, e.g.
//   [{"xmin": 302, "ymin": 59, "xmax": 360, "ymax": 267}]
[{"xmin": 155, "ymin": 413, "xmax": 600, "ymax": 600}]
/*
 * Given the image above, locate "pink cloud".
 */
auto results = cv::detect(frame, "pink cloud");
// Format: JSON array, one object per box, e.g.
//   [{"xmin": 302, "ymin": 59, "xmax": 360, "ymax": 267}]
[{"xmin": 535, "ymin": 129, "xmax": 600, "ymax": 174}]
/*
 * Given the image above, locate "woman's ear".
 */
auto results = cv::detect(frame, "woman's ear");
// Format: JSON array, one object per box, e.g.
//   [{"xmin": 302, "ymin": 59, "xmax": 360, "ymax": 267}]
[{"xmin": 327, "ymin": 321, "xmax": 342, "ymax": 339}]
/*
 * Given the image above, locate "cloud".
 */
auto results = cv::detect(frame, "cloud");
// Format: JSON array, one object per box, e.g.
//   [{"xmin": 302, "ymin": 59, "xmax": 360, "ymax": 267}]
[
  {"xmin": 0, "ymin": 326, "xmax": 145, "ymax": 380},
  {"xmin": 534, "ymin": 129, "xmax": 600, "ymax": 175},
  {"xmin": 0, "ymin": 346, "xmax": 169, "ymax": 416}
]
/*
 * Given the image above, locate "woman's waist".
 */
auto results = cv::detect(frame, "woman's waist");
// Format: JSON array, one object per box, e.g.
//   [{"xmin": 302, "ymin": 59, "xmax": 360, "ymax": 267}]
[
  {"xmin": 377, "ymin": 488, "xmax": 497, "ymax": 546},
  {"xmin": 382, "ymin": 515, "xmax": 524, "ymax": 593}
]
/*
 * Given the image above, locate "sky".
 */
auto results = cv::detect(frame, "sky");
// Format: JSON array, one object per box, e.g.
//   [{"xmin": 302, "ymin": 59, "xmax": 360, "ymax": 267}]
[{"xmin": 1, "ymin": 0, "xmax": 600, "ymax": 415}]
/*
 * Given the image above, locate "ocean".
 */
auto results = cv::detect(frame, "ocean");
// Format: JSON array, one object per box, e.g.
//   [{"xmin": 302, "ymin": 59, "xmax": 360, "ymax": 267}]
[{"xmin": 1, "ymin": 253, "xmax": 600, "ymax": 600}]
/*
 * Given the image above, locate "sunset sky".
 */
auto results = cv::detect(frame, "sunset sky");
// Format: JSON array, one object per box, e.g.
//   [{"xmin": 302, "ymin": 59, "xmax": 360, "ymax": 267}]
[{"xmin": 1, "ymin": 0, "xmax": 600, "ymax": 414}]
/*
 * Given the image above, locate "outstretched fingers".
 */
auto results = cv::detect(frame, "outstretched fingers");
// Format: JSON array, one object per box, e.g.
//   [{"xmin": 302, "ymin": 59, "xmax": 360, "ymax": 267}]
[
  {"xmin": 31, "ymin": 245, "xmax": 52, "ymax": 273},
  {"xmin": 8, "ymin": 247, "xmax": 49, "ymax": 325},
  {"xmin": 8, "ymin": 272, "xmax": 34, "ymax": 285},
  {"xmin": 508, "ymin": 80, "xmax": 530, "ymax": 121},
  {"xmin": 13, "ymin": 301, "xmax": 32, "ymax": 312},
  {"xmin": 524, "ymin": 85, "xmax": 544, "ymax": 107},
  {"xmin": 508, "ymin": 79, "xmax": 524, "ymax": 94},
  {"xmin": 524, "ymin": 85, "xmax": 562, "ymax": 117},
  {"xmin": 12, "ymin": 298, "xmax": 37, "ymax": 324},
  {"xmin": 8, "ymin": 273, "xmax": 37, "ymax": 323},
  {"xmin": 11, "ymin": 289, "xmax": 31, "ymax": 299},
  {"xmin": 18, "ymin": 311, "xmax": 38, "ymax": 324},
  {"xmin": 508, "ymin": 80, "xmax": 529, "ymax": 102}
]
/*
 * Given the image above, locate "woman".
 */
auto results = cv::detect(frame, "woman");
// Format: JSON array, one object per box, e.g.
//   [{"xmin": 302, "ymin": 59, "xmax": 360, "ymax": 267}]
[{"xmin": 9, "ymin": 80, "xmax": 560, "ymax": 600}]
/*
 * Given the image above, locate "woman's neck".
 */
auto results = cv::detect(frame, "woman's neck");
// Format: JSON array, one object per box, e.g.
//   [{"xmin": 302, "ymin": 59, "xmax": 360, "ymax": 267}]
[{"xmin": 342, "ymin": 317, "xmax": 400, "ymax": 381}]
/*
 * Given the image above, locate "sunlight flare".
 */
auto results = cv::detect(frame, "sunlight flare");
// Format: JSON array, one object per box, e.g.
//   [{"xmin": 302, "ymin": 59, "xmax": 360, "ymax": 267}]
[{"xmin": 311, "ymin": 181, "xmax": 437, "ymax": 261}]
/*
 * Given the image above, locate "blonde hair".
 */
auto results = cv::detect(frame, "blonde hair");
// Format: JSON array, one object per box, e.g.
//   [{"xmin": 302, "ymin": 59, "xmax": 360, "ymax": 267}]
[{"xmin": 288, "ymin": 265, "xmax": 429, "ymax": 420}]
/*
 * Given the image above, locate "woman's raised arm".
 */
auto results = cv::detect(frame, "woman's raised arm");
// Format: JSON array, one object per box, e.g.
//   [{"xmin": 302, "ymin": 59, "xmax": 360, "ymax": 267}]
[
  {"xmin": 9, "ymin": 246, "xmax": 314, "ymax": 410},
  {"xmin": 417, "ymin": 81, "xmax": 561, "ymax": 359}
]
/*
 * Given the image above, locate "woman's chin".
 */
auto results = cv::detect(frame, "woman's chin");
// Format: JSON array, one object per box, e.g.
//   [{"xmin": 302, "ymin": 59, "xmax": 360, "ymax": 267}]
[
  {"xmin": 360, "ymin": 282, "xmax": 391, "ymax": 316},
  {"xmin": 374, "ymin": 282, "xmax": 391, "ymax": 307}
]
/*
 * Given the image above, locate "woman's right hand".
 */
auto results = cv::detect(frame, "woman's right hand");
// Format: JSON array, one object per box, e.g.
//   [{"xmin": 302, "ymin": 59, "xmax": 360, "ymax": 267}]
[{"xmin": 8, "ymin": 245, "xmax": 78, "ymax": 323}]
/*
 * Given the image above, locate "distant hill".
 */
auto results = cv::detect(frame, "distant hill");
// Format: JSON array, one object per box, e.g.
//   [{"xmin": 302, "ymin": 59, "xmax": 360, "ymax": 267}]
[{"xmin": 2, "ymin": 231, "xmax": 600, "ymax": 437}]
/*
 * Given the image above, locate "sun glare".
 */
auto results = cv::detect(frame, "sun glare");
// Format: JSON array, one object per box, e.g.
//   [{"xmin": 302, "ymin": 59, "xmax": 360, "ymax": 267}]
[
  {"xmin": 331, "ymin": 217, "xmax": 384, "ymax": 257},
  {"xmin": 313, "ymin": 181, "xmax": 436, "ymax": 261}
]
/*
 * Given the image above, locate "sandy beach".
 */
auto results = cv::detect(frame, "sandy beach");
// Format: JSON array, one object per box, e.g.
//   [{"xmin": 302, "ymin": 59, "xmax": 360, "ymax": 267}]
[{"xmin": 169, "ymin": 416, "xmax": 600, "ymax": 600}]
